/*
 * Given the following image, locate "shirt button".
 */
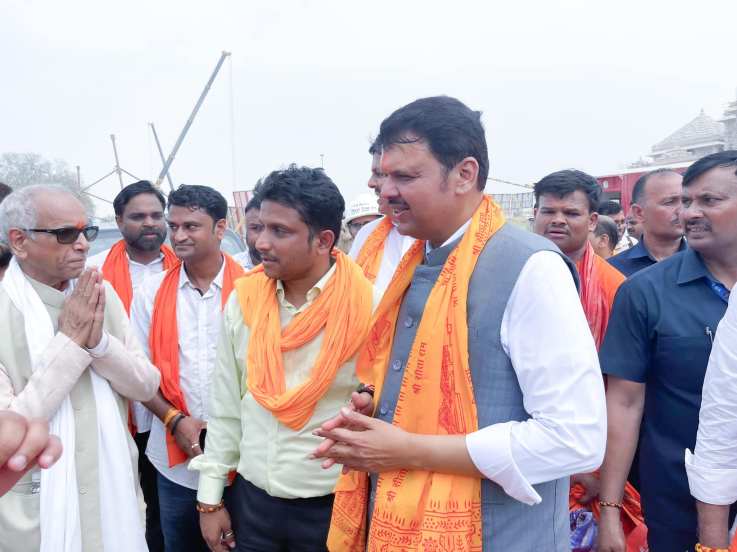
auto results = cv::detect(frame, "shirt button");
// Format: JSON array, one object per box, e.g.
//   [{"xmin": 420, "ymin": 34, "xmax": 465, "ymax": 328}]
[
  {"xmin": 379, "ymin": 404, "xmax": 388, "ymax": 416},
  {"xmin": 404, "ymin": 317, "xmax": 414, "ymax": 328},
  {"xmin": 391, "ymin": 360, "xmax": 402, "ymax": 372},
  {"xmin": 79, "ymin": 487, "xmax": 87, "ymax": 495}
]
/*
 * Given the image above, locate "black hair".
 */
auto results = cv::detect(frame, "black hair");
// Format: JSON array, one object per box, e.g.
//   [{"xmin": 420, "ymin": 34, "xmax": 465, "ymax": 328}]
[
  {"xmin": 595, "ymin": 216, "xmax": 619, "ymax": 249},
  {"xmin": 534, "ymin": 170, "xmax": 601, "ymax": 212},
  {"xmin": 682, "ymin": 150, "xmax": 737, "ymax": 187},
  {"xmin": 113, "ymin": 180, "xmax": 166, "ymax": 217},
  {"xmin": 244, "ymin": 194, "xmax": 261, "ymax": 214},
  {"xmin": 631, "ymin": 168, "xmax": 680, "ymax": 204},
  {"xmin": 376, "ymin": 96, "xmax": 489, "ymax": 190},
  {"xmin": 368, "ymin": 136, "xmax": 381, "ymax": 155},
  {"xmin": 0, "ymin": 182, "xmax": 12, "ymax": 203},
  {"xmin": 257, "ymin": 164, "xmax": 344, "ymax": 248},
  {"xmin": 596, "ymin": 200, "xmax": 623, "ymax": 216},
  {"xmin": 167, "ymin": 184, "xmax": 228, "ymax": 222}
]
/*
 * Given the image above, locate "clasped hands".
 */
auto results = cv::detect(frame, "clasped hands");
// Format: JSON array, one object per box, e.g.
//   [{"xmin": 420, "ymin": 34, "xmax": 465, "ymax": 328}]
[
  {"xmin": 310, "ymin": 391, "xmax": 413, "ymax": 474},
  {"xmin": 58, "ymin": 268, "xmax": 106, "ymax": 350}
]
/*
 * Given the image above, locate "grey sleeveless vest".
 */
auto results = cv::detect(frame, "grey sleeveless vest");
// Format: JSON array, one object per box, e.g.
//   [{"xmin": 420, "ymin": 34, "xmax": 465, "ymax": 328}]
[{"xmin": 372, "ymin": 223, "xmax": 578, "ymax": 551}]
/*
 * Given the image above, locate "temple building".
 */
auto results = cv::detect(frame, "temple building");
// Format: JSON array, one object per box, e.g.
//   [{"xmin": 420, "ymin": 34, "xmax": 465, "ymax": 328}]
[{"xmin": 632, "ymin": 88, "xmax": 737, "ymax": 167}]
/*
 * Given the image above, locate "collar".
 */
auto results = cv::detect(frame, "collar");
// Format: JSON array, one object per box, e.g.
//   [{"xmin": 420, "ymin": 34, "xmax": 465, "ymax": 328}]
[
  {"xmin": 676, "ymin": 248, "xmax": 714, "ymax": 286},
  {"xmin": 26, "ymin": 275, "xmax": 68, "ymax": 309},
  {"xmin": 276, "ymin": 262, "xmax": 337, "ymax": 309},
  {"xmin": 128, "ymin": 250, "xmax": 165, "ymax": 268},
  {"xmin": 425, "ymin": 218, "xmax": 472, "ymax": 256},
  {"xmin": 179, "ymin": 256, "xmax": 225, "ymax": 292},
  {"xmin": 635, "ymin": 236, "xmax": 687, "ymax": 261}
]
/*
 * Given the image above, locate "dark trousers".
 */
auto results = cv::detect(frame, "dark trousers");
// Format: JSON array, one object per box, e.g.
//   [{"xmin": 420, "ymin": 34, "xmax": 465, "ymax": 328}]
[
  {"xmin": 134, "ymin": 431, "xmax": 164, "ymax": 552},
  {"xmin": 225, "ymin": 474, "xmax": 334, "ymax": 552},
  {"xmin": 646, "ymin": 518, "xmax": 696, "ymax": 552},
  {"xmin": 157, "ymin": 472, "xmax": 209, "ymax": 552}
]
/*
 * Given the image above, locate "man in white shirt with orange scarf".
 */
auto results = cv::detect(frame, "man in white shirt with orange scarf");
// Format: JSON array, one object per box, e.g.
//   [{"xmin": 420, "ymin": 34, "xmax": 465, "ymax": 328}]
[{"xmin": 131, "ymin": 184, "xmax": 244, "ymax": 552}]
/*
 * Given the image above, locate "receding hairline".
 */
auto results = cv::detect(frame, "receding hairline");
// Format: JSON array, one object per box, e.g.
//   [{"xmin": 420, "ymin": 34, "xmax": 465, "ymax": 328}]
[{"xmin": 634, "ymin": 170, "xmax": 683, "ymax": 204}]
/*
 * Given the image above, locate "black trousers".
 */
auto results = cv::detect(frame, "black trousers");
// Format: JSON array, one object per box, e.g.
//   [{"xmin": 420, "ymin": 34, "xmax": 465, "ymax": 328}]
[
  {"xmin": 134, "ymin": 431, "xmax": 165, "ymax": 552},
  {"xmin": 225, "ymin": 475, "xmax": 334, "ymax": 552}
]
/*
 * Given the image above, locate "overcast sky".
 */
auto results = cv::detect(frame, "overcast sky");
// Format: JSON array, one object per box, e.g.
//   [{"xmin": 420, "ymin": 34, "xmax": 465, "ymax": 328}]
[{"xmin": 3, "ymin": 0, "xmax": 737, "ymax": 215}]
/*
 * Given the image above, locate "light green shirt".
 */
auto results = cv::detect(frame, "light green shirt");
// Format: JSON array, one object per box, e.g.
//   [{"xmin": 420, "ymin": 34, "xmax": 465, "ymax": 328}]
[{"xmin": 191, "ymin": 265, "xmax": 374, "ymax": 503}]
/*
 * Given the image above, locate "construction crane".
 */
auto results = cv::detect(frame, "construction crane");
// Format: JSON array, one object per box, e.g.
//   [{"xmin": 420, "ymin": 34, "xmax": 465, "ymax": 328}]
[{"xmin": 155, "ymin": 51, "xmax": 231, "ymax": 191}]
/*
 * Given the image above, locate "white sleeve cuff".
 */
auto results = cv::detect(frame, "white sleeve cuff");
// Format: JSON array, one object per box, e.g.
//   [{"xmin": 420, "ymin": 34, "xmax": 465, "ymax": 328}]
[
  {"xmin": 685, "ymin": 449, "xmax": 737, "ymax": 505},
  {"xmin": 86, "ymin": 331, "xmax": 110, "ymax": 358},
  {"xmin": 466, "ymin": 422, "xmax": 542, "ymax": 505}
]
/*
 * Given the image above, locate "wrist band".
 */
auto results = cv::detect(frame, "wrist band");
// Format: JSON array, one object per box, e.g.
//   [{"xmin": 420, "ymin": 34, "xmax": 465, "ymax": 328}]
[
  {"xmin": 356, "ymin": 383, "xmax": 375, "ymax": 397},
  {"xmin": 163, "ymin": 407, "xmax": 181, "ymax": 428},
  {"xmin": 695, "ymin": 544, "xmax": 729, "ymax": 552},
  {"xmin": 196, "ymin": 500, "xmax": 225, "ymax": 514},
  {"xmin": 598, "ymin": 500, "xmax": 622, "ymax": 509},
  {"xmin": 169, "ymin": 414, "xmax": 186, "ymax": 436}
]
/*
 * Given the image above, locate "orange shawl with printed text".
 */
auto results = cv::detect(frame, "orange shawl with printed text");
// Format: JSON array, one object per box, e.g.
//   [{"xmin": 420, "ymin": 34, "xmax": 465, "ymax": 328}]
[
  {"xmin": 328, "ymin": 196, "xmax": 506, "ymax": 552},
  {"xmin": 355, "ymin": 217, "xmax": 394, "ymax": 283},
  {"xmin": 101, "ymin": 239, "xmax": 178, "ymax": 314},
  {"xmin": 235, "ymin": 250, "xmax": 374, "ymax": 430},
  {"xmin": 149, "ymin": 254, "xmax": 245, "ymax": 467}
]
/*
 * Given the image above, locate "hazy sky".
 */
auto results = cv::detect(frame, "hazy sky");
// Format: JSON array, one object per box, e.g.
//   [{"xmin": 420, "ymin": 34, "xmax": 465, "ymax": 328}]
[{"xmin": 3, "ymin": 0, "xmax": 737, "ymax": 215}]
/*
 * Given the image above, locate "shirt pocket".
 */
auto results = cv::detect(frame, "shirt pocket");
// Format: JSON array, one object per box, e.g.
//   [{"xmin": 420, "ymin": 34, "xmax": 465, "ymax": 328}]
[{"xmin": 653, "ymin": 336, "xmax": 710, "ymax": 394}]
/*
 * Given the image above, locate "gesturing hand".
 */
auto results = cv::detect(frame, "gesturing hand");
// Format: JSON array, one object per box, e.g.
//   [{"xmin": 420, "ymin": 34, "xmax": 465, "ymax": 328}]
[
  {"xmin": 311, "ymin": 407, "xmax": 411, "ymax": 474},
  {"xmin": 173, "ymin": 416, "xmax": 206, "ymax": 458},
  {"xmin": 0, "ymin": 412, "xmax": 62, "ymax": 496},
  {"xmin": 313, "ymin": 391, "xmax": 374, "ymax": 471},
  {"xmin": 58, "ymin": 269, "xmax": 100, "ymax": 347}
]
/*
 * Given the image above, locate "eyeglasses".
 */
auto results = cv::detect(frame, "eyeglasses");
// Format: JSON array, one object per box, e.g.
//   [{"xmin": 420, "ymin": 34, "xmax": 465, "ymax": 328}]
[{"xmin": 24, "ymin": 225, "xmax": 99, "ymax": 244}]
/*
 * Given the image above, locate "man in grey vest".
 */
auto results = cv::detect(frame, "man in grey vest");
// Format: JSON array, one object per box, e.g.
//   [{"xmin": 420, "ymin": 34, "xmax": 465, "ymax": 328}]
[{"xmin": 314, "ymin": 96, "xmax": 606, "ymax": 551}]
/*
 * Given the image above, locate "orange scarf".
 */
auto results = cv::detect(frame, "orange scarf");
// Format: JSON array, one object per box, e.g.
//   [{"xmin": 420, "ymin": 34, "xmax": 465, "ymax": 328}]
[
  {"xmin": 328, "ymin": 196, "xmax": 505, "ymax": 552},
  {"xmin": 355, "ymin": 217, "xmax": 394, "ymax": 283},
  {"xmin": 149, "ymin": 254, "xmax": 245, "ymax": 467},
  {"xmin": 101, "ymin": 239, "xmax": 179, "ymax": 315},
  {"xmin": 576, "ymin": 241, "xmax": 618, "ymax": 348},
  {"xmin": 235, "ymin": 250, "xmax": 374, "ymax": 430}
]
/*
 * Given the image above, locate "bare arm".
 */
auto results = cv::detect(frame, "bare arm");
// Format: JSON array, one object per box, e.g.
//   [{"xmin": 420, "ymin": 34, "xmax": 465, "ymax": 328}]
[
  {"xmin": 597, "ymin": 376, "xmax": 645, "ymax": 552},
  {"xmin": 143, "ymin": 390, "xmax": 174, "ymax": 422},
  {"xmin": 696, "ymin": 501, "xmax": 730, "ymax": 549}
]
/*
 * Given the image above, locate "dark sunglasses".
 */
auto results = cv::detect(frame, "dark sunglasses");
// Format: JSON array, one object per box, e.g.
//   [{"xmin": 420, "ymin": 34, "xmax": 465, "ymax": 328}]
[{"xmin": 25, "ymin": 225, "xmax": 99, "ymax": 244}]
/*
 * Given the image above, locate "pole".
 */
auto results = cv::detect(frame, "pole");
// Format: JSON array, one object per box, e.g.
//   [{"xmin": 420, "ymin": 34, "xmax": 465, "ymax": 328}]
[
  {"xmin": 110, "ymin": 134, "xmax": 125, "ymax": 189},
  {"xmin": 149, "ymin": 123, "xmax": 175, "ymax": 191},
  {"xmin": 155, "ymin": 51, "xmax": 231, "ymax": 187},
  {"xmin": 76, "ymin": 165, "xmax": 81, "ymax": 188}
]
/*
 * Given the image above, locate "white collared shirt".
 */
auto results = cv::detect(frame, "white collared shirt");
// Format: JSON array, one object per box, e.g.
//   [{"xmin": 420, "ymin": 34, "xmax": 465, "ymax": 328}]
[
  {"xmin": 131, "ymin": 260, "xmax": 225, "ymax": 490},
  {"xmin": 686, "ymin": 292, "xmax": 737, "ymax": 505},
  {"xmin": 405, "ymin": 215, "xmax": 606, "ymax": 505},
  {"xmin": 88, "ymin": 247, "xmax": 168, "ymax": 432},
  {"xmin": 87, "ymin": 247, "xmax": 167, "ymax": 289},
  {"xmin": 348, "ymin": 216, "xmax": 416, "ymax": 292}
]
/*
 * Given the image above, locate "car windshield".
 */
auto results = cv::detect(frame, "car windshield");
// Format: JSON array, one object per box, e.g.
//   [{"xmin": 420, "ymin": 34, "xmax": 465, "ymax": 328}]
[{"xmin": 86, "ymin": 227, "xmax": 245, "ymax": 257}]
